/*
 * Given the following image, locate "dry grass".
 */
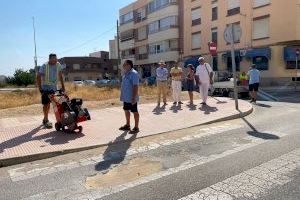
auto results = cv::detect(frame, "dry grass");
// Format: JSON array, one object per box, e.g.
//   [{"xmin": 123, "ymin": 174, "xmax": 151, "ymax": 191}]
[{"xmin": 0, "ymin": 83, "xmax": 173, "ymax": 110}]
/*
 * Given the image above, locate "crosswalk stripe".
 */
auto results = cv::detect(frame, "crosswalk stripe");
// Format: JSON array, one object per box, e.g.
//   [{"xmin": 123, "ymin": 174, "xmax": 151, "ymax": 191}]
[{"xmin": 178, "ymin": 148, "xmax": 300, "ymax": 200}]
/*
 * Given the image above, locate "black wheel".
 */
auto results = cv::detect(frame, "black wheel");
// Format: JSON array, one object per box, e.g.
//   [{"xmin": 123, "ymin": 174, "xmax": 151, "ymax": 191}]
[
  {"xmin": 78, "ymin": 126, "xmax": 83, "ymax": 133},
  {"xmin": 55, "ymin": 123, "xmax": 62, "ymax": 131}
]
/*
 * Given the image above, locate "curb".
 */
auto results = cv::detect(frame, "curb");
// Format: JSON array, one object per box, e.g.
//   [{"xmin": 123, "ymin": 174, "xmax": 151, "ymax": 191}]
[{"xmin": 0, "ymin": 104, "xmax": 253, "ymax": 168}]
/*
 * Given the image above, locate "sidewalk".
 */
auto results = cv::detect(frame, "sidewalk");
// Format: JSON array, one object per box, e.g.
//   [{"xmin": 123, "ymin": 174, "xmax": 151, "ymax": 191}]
[{"xmin": 0, "ymin": 97, "xmax": 252, "ymax": 166}]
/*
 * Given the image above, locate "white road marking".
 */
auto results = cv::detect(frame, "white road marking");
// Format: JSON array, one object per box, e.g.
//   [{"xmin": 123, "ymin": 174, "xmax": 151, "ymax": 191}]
[
  {"xmin": 178, "ymin": 148, "xmax": 300, "ymax": 200},
  {"xmin": 9, "ymin": 123, "xmax": 243, "ymax": 182},
  {"xmin": 39, "ymin": 132, "xmax": 287, "ymax": 200}
]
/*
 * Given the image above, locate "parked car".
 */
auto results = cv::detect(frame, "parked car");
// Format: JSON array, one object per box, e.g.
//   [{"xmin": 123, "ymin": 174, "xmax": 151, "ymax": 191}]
[
  {"xmin": 108, "ymin": 79, "xmax": 120, "ymax": 86},
  {"xmin": 95, "ymin": 79, "xmax": 110, "ymax": 87},
  {"xmin": 72, "ymin": 80, "xmax": 84, "ymax": 86},
  {"xmin": 83, "ymin": 80, "xmax": 96, "ymax": 86}
]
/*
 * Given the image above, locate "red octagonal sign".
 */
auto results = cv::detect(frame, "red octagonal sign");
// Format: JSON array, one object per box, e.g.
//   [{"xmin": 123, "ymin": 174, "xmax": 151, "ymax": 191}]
[{"xmin": 208, "ymin": 42, "xmax": 217, "ymax": 56}]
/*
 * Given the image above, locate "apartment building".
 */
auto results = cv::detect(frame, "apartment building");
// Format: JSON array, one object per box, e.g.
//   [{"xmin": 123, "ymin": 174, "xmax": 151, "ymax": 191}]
[
  {"xmin": 119, "ymin": 0, "xmax": 184, "ymax": 78},
  {"xmin": 59, "ymin": 52, "xmax": 118, "ymax": 81},
  {"xmin": 183, "ymin": 0, "xmax": 300, "ymax": 86}
]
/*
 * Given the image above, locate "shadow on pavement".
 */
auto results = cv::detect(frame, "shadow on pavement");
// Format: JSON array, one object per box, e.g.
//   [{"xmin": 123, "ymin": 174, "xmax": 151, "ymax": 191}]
[
  {"xmin": 186, "ymin": 104, "xmax": 197, "ymax": 111},
  {"xmin": 95, "ymin": 132, "xmax": 137, "ymax": 172},
  {"xmin": 241, "ymin": 116, "xmax": 280, "ymax": 140},
  {"xmin": 170, "ymin": 104, "xmax": 183, "ymax": 113},
  {"xmin": 199, "ymin": 105, "xmax": 218, "ymax": 115},
  {"xmin": 255, "ymin": 103, "xmax": 272, "ymax": 108},
  {"xmin": 152, "ymin": 105, "xmax": 166, "ymax": 115},
  {"xmin": 0, "ymin": 125, "xmax": 85, "ymax": 153}
]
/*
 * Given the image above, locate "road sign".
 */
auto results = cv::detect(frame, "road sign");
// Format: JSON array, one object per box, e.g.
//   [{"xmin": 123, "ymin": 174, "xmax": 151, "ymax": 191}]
[
  {"xmin": 224, "ymin": 24, "xmax": 242, "ymax": 110},
  {"xmin": 208, "ymin": 42, "xmax": 217, "ymax": 56},
  {"xmin": 224, "ymin": 24, "xmax": 242, "ymax": 44}
]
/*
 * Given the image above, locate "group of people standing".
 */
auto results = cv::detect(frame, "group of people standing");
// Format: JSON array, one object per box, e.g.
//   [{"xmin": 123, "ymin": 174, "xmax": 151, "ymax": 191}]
[
  {"xmin": 156, "ymin": 57, "xmax": 213, "ymax": 106},
  {"xmin": 119, "ymin": 57, "xmax": 214, "ymax": 134}
]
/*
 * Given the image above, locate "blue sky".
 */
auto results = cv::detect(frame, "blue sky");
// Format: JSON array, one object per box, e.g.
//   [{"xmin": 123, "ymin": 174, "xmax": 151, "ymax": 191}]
[{"xmin": 0, "ymin": 0, "xmax": 134, "ymax": 76}]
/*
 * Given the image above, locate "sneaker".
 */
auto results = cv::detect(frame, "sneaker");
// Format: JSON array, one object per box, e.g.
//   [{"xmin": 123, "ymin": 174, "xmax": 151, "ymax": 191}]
[
  {"xmin": 163, "ymin": 102, "xmax": 168, "ymax": 106},
  {"xmin": 173, "ymin": 102, "xmax": 177, "ymax": 105},
  {"xmin": 43, "ymin": 120, "xmax": 53, "ymax": 129},
  {"xmin": 119, "ymin": 125, "xmax": 131, "ymax": 131},
  {"xmin": 200, "ymin": 102, "xmax": 207, "ymax": 106},
  {"xmin": 178, "ymin": 101, "xmax": 183, "ymax": 104},
  {"xmin": 129, "ymin": 127, "xmax": 139, "ymax": 135},
  {"xmin": 250, "ymin": 98, "xmax": 254, "ymax": 103}
]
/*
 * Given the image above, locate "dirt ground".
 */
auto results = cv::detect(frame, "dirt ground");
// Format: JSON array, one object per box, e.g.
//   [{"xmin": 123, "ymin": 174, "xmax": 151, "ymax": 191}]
[{"xmin": 0, "ymin": 93, "xmax": 191, "ymax": 118}]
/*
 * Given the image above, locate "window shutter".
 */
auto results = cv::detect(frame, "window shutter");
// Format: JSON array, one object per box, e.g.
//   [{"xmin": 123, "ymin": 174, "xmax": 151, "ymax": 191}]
[
  {"xmin": 192, "ymin": 33, "xmax": 201, "ymax": 49},
  {"xmin": 253, "ymin": 17, "xmax": 270, "ymax": 39},
  {"xmin": 228, "ymin": 0, "xmax": 240, "ymax": 10},
  {"xmin": 192, "ymin": 8, "xmax": 201, "ymax": 20},
  {"xmin": 253, "ymin": 0, "xmax": 270, "ymax": 7}
]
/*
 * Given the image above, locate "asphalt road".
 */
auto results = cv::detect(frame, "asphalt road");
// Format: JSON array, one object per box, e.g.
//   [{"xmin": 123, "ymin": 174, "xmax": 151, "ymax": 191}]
[{"xmin": 0, "ymin": 95, "xmax": 299, "ymax": 200}]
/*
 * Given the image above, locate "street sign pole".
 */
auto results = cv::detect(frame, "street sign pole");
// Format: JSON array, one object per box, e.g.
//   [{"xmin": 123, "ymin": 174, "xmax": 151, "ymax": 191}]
[
  {"xmin": 229, "ymin": 24, "xmax": 239, "ymax": 110},
  {"xmin": 296, "ymin": 49, "xmax": 300, "ymax": 91}
]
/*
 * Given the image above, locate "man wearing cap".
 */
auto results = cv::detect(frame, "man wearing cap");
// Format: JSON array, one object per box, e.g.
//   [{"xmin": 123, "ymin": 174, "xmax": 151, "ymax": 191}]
[
  {"xmin": 156, "ymin": 60, "xmax": 169, "ymax": 106},
  {"xmin": 170, "ymin": 60, "xmax": 183, "ymax": 105},
  {"xmin": 195, "ymin": 57, "xmax": 213, "ymax": 105},
  {"xmin": 247, "ymin": 64, "xmax": 260, "ymax": 103}
]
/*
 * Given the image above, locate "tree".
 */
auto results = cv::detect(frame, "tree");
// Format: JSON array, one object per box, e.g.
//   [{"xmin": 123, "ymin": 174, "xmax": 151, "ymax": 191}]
[{"xmin": 7, "ymin": 69, "xmax": 35, "ymax": 86}]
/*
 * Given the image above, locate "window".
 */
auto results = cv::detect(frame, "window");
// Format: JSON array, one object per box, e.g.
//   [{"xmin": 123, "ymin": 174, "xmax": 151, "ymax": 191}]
[
  {"xmin": 121, "ymin": 48, "xmax": 135, "ymax": 58},
  {"xmin": 286, "ymin": 61, "xmax": 298, "ymax": 69},
  {"xmin": 227, "ymin": 0, "xmax": 240, "ymax": 16},
  {"xmin": 136, "ymin": 46, "xmax": 148, "ymax": 60},
  {"xmin": 149, "ymin": 39, "xmax": 178, "ymax": 54},
  {"xmin": 137, "ymin": 26, "xmax": 147, "ymax": 41},
  {"xmin": 149, "ymin": 21, "xmax": 159, "ymax": 34},
  {"xmin": 148, "ymin": 16, "xmax": 178, "ymax": 34},
  {"xmin": 148, "ymin": 0, "xmax": 174, "ymax": 13},
  {"xmin": 191, "ymin": 8, "xmax": 201, "ymax": 26},
  {"xmin": 212, "ymin": 1, "xmax": 218, "ymax": 21},
  {"xmin": 212, "ymin": 28, "xmax": 218, "ymax": 44},
  {"xmin": 135, "ymin": 7, "xmax": 146, "ymax": 23},
  {"xmin": 253, "ymin": 16, "xmax": 270, "ymax": 40},
  {"xmin": 253, "ymin": 0, "xmax": 270, "ymax": 8},
  {"xmin": 73, "ymin": 64, "xmax": 80, "ymax": 70},
  {"xmin": 192, "ymin": 32, "xmax": 201, "ymax": 49},
  {"xmin": 120, "ymin": 29, "xmax": 134, "ymax": 42},
  {"xmin": 120, "ymin": 12, "xmax": 134, "ymax": 25},
  {"xmin": 253, "ymin": 56, "xmax": 269, "ymax": 70}
]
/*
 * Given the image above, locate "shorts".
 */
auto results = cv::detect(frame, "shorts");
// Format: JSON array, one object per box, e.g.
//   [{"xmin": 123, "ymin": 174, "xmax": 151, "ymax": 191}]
[
  {"xmin": 249, "ymin": 83, "xmax": 259, "ymax": 92},
  {"xmin": 123, "ymin": 102, "xmax": 138, "ymax": 113},
  {"xmin": 41, "ymin": 91, "xmax": 55, "ymax": 105},
  {"xmin": 187, "ymin": 80, "xmax": 195, "ymax": 92}
]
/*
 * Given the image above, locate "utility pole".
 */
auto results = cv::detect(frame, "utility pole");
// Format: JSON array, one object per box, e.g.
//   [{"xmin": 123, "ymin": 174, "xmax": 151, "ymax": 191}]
[
  {"xmin": 116, "ymin": 20, "xmax": 121, "ymax": 79},
  {"xmin": 32, "ymin": 17, "xmax": 38, "ymax": 70},
  {"xmin": 32, "ymin": 17, "xmax": 38, "ymax": 88}
]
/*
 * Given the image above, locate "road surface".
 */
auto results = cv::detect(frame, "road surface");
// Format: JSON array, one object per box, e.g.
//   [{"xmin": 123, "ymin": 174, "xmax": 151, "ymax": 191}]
[{"xmin": 0, "ymin": 98, "xmax": 299, "ymax": 200}]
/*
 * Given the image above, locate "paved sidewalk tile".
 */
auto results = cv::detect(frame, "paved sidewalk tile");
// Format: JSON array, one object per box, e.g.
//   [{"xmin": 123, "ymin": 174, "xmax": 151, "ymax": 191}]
[{"xmin": 0, "ymin": 97, "xmax": 252, "ymax": 162}]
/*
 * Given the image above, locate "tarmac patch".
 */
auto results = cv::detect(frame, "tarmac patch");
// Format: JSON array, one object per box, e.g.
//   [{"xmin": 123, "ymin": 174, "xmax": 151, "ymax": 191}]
[{"xmin": 85, "ymin": 157, "xmax": 162, "ymax": 189}]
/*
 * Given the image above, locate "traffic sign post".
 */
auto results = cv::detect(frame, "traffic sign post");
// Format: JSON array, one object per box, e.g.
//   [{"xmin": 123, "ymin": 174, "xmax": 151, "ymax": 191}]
[
  {"xmin": 296, "ymin": 49, "xmax": 300, "ymax": 90},
  {"xmin": 224, "ymin": 24, "xmax": 242, "ymax": 110}
]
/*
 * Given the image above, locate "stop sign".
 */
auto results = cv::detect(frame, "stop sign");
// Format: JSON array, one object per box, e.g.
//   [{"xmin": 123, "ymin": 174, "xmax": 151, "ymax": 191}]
[
  {"xmin": 208, "ymin": 42, "xmax": 217, "ymax": 56},
  {"xmin": 296, "ymin": 49, "xmax": 300, "ymax": 57}
]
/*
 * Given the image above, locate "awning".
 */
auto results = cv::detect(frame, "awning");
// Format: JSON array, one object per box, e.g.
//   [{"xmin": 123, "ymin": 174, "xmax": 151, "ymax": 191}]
[
  {"xmin": 184, "ymin": 56, "xmax": 201, "ymax": 68},
  {"xmin": 284, "ymin": 47, "xmax": 300, "ymax": 61},
  {"xmin": 245, "ymin": 48, "xmax": 271, "ymax": 59},
  {"xmin": 222, "ymin": 51, "xmax": 240, "ymax": 58}
]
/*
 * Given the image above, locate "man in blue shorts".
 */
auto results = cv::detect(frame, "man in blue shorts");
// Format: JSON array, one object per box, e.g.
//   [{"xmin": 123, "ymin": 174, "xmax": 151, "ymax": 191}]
[
  {"xmin": 247, "ymin": 64, "xmax": 260, "ymax": 103},
  {"xmin": 119, "ymin": 60, "xmax": 140, "ymax": 134},
  {"xmin": 37, "ymin": 54, "xmax": 65, "ymax": 128}
]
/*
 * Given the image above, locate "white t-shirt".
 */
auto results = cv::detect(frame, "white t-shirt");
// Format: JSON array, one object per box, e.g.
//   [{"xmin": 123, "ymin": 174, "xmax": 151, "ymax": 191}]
[{"xmin": 195, "ymin": 63, "xmax": 213, "ymax": 83}]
